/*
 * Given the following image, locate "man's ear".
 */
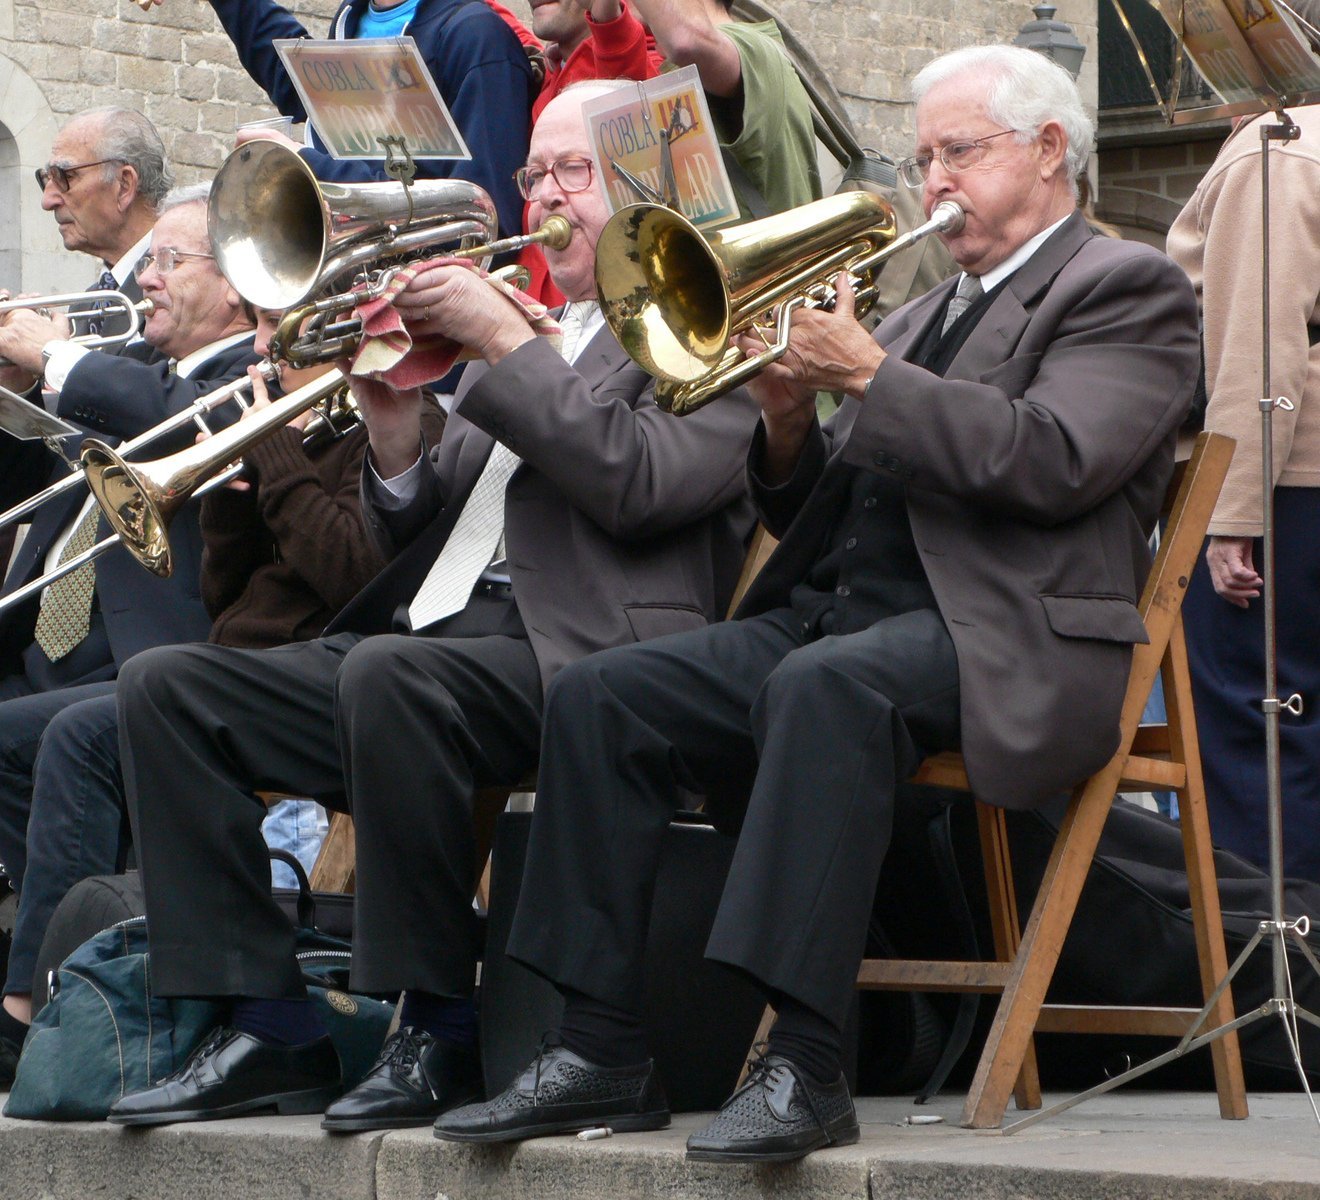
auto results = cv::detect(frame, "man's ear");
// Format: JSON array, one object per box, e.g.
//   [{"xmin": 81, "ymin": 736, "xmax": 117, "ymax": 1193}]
[
  {"xmin": 116, "ymin": 163, "xmax": 141, "ymax": 213},
  {"xmin": 1035, "ymin": 120, "xmax": 1068, "ymax": 180}
]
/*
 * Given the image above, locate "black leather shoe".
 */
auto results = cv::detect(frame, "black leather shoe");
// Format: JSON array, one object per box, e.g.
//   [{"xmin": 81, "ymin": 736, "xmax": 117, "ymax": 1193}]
[
  {"xmin": 106, "ymin": 1027, "xmax": 342, "ymax": 1126},
  {"xmin": 0, "ymin": 1033, "xmax": 18, "ymax": 1091},
  {"xmin": 685, "ymin": 1053, "xmax": 859, "ymax": 1163},
  {"xmin": 433, "ymin": 1041, "xmax": 669, "ymax": 1143},
  {"xmin": 321, "ymin": 1026, "xmax": 481, "ymax": 1132}
]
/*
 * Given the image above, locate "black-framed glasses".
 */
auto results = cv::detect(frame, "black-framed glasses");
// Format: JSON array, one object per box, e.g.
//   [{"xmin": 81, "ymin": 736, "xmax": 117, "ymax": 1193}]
[
  {"xmin": 898, "ymin": 130, "xmax": 1026, "ymax": 188},
  {"xmin": 514, "ymin": 156, "xmax": 594, "ymax": 201},
  {"xmin": 134, "ymin": 248, "xmax": 216, "ymax": 280},
  {"xmin": 35, "ymin": 158, "xmax": 124, "ymax": 193}
]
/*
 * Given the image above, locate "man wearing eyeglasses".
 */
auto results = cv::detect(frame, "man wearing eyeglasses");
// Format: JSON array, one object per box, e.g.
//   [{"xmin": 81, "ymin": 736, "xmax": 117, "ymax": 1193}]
[
  {"xmin": 15, "ymin": 108, "xmax": 172, "ymax": 347},
  {"xmin": 104, "ymin": 81, "xmax": 757, "ymax": 1131},
  {"xmin": 431, "ymin": 45, "xmax": 1200, "ymax": 1162},
  {"xmin": 0, "ymin": 183, "xmax": 258, "ymax": 1083}
]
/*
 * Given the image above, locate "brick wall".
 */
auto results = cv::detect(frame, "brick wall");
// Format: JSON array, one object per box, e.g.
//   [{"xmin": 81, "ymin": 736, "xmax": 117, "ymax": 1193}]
[
  {"xmin": 1095, "ymin": 134, "xmax": 1226, "ymax": 248},
  {"xmin": 1, "ymin": 0, "xmax": 1101, "ymax": 291}
]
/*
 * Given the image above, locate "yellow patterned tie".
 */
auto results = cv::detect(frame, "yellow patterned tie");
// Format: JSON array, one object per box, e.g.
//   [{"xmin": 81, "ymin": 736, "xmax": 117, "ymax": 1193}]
[{"xmin": 33, "ymin": 505, "xmax": 102, "ymax": 661}]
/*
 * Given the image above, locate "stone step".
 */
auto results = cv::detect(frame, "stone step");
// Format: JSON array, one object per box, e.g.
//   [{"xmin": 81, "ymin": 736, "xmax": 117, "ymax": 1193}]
[{"xmin": 4, "ymin": 1091, "xmax": 1319, "ymax": 1200}]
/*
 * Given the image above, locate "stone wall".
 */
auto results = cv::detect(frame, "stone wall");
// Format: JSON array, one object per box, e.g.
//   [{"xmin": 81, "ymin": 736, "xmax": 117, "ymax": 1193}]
[{"xmin": 1, "ymin": 0, "xmax": 1100, "ymax": 292}]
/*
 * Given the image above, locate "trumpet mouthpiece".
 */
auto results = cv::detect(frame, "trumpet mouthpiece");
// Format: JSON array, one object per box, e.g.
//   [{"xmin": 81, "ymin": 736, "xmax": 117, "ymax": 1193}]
[
  {"xmin": 538, "ymin": 215, "xmax": 573, "ymax": 251},
  {"xmin": 930, "ymin": 201, "xmax": 965, "ymax": 236}
]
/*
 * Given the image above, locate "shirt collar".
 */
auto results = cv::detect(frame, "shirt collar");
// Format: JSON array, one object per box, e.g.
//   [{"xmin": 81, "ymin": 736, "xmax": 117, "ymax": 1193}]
[
  {"xmin": 174, "ymin": 329, "xmax": 255, "ymax": 379},
  {"xmin": 963, "ymin": 214, "xmax": 1071, "ymax": 295},
  {"xmin": 107, "ymin": 231, "xmax": 152, "ymax": 289}
]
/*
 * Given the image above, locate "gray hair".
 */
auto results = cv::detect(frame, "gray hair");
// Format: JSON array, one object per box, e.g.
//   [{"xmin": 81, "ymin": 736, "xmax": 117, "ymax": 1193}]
[
  {"xmin": 911, "ymin": 45, "xmax": 1093, "ymax": 196},
  {"xmin": 157, "ymin": 181, "xmax": 212, "ymax": 213},
  {"xmin": 76, "ymin": 107, "xmax": 174, "ymax": 207}
]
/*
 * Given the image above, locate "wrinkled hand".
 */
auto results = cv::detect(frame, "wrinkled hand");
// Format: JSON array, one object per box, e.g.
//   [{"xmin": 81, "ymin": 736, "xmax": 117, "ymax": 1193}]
[
  {"xmin": 734, "ymin": 273, "xmax": 884, "ymax": 400},
  {"xmin": 0, "ymin": 306, "xmax": 70, "ymax": 388},
  {"xmin": 337, "ymin": 368, "xmax": 425, "ymax": 479},
  {"xmin": 1206, "ymin": 535, "xmax": 1262, "ymax": 608},
  {"xmin": 392, "ymin": 262, "xmax": 535, "ymax": 365}
]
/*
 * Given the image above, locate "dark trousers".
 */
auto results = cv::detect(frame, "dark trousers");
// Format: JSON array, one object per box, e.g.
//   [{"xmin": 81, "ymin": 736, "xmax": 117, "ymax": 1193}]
[
  {"xmin": 0, "ymin": 688, "xmax": 125, "ymax": 997},
  {"xmin": 507, "ymin": 607, "xmax": 960, "ymax": 1033},
  {"xmin": 1183, "ymin": 487, "xmax": 1320, "ymax": 882},
  {"xmin": 118, "ymin": 604, "xmax": 543, "ymax": 1000}
]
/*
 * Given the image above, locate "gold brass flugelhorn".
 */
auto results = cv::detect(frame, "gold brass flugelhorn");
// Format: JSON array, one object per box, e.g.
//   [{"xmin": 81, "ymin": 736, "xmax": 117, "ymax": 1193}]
[
  {"xmin": 595, "ymin": 193, "xmax": 965, "ymax": 415},
  {"xmin": 0, "ymin": 291, "xmax": 153, "ymax": 367}
]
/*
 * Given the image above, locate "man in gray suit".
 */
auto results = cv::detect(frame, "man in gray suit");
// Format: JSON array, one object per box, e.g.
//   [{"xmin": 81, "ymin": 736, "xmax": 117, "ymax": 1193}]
[
  {"xmin": 106, "ymin": 82, "xmax": 758, "ymax": 1129},
  {"xmin": 435, "ymin": 45, "xmax": 1201, "ymax": 1162}
]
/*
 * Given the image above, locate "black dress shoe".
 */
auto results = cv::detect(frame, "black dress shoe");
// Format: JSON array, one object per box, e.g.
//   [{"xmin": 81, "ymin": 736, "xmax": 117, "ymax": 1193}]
[
  {"xmin": 433, "ymin": 1041, "xmax": 669, "ymax": 1143},
  {"xmin": 106, "ymin": 1027, "xmax": 342, "ymax": 1126},
  {"xmin": 685, "ymin": 1053, "xmax": 859, "ymax": 1163},
  {"xmin": 321, "ymin": 1026, "xmax": 481, "ymax": 1133}
]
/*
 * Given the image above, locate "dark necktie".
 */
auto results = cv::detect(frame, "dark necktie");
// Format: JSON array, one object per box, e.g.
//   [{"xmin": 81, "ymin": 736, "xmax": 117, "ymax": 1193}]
[
  {"xmin": 941, "ymin": 273, "xmax": 984, "ymax": 336},
  {"xmin": 82, "ymin": 270, "xmax": 121, "ymax": 338}
]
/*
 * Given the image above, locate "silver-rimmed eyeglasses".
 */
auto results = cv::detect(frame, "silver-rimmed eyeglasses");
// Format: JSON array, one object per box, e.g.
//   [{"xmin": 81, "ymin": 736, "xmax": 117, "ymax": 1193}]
[{"xmin": 898, "ymin": 130, "xmax": 1026, "ymax": 188}]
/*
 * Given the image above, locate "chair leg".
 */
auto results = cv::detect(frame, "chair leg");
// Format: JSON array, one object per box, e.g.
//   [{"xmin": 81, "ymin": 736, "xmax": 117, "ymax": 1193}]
[
  {"xmin": 975, "ymin": 802, "xmax": 1042, "ymax": 1112},
  {"xmin": 1163, "ymin": 619, "xmax": 1249, "ymax": 1119},
  {"xmin": 960, "ymin": 767, "xmax": 1122, "ymax": 1128}
]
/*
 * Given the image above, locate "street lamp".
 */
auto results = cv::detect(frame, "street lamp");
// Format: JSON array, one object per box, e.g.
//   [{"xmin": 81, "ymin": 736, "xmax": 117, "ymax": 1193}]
[{"xmin": 1012, "ymin": 3, "xmax": 1087, "ymax": 79}]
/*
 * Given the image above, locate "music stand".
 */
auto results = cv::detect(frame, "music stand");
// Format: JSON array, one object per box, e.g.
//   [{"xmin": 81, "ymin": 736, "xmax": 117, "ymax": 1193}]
[
  {"xmin": 1005, "ymin": 0, "xmax": 1320, "ymax": 1133},
  {"xmin": 0, "ymin": 385, "xmax": 80, "ymax": 465}
]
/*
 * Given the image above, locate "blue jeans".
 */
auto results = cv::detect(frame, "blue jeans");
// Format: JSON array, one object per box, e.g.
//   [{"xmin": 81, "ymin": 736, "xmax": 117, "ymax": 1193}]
[{"xmin": 262, "ymin": 799, "xmax": 329, "ymax": 889}]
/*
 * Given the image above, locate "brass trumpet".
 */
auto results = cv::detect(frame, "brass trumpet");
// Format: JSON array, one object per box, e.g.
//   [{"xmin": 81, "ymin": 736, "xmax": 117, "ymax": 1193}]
[
  {"xmin": 0, "ymin": 291, "xmax": 153, "ymax": 366},
  {"xmin": 595, "ymin": 194, "xmax": 965, "ymax": 415}
]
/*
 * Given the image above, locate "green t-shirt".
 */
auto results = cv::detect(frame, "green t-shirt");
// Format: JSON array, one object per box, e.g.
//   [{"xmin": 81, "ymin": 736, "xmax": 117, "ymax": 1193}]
[{"xmin": 710, "ymin": 21, "xmax": 822, "ymax": 219}]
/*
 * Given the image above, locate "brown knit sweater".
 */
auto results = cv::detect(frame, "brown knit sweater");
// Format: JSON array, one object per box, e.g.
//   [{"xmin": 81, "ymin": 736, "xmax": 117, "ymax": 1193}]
[{"xmin": 200, "ymin": 402, "xmax": 447, "ymax": 649}]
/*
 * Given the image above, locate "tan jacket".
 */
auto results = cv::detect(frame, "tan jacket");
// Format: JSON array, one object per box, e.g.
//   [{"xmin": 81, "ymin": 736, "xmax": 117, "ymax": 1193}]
[{"xmin": 1167, "ymin": 108, "xmax": 1320, "ymax": 535}]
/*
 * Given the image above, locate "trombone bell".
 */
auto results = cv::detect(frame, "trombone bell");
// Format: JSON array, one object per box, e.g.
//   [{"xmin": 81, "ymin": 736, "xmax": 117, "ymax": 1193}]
[{"xmin": 83, "ymin": 369, "xmax": 347, "ymax": 577}]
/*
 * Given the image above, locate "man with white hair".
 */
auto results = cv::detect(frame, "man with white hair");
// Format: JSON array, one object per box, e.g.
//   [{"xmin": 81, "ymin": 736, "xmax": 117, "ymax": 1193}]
[
  {"xmin": 435, "ymin": 44, "xmax": 1201, "ymax": 1162},
  {"xmin": 25, "ymin": 107, "xmax": 172, "ymax": 344}
]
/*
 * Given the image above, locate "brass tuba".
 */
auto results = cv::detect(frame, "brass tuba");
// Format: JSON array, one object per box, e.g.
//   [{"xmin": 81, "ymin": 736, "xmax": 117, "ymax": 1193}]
[{"xmin": 595, "ymin": 193, "xmax": 964, "ymax": 415}]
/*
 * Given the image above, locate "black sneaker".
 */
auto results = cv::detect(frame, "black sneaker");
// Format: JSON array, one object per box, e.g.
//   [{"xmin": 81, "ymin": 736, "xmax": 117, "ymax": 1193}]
[
  {"xmin": 685, "ymin": 1053, "xmax": 859, "ymax": 1163},
  {"xmin": 433, "ymin": 1040, "xmax": 669, "ymax": 1143}
]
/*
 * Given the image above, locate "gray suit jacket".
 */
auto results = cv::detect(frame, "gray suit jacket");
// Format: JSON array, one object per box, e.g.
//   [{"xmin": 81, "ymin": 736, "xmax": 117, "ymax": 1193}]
[
  {"xmin": 338, "ymin": 325, "xmax": 759, "ymax": 689},
  {"xmin": 738, "ymin": 212, "xmax": 1200, "ymax": 809}
]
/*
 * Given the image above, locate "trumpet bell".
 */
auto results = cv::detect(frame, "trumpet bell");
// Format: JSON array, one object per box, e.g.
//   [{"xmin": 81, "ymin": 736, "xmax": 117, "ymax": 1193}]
[
  {"xmin": 209, "ymin": 140, "xmax": 499, "ymax": 311},
  {"xmin": 595, "ymin": 192, "xmax": 898, "ymax": 388}
]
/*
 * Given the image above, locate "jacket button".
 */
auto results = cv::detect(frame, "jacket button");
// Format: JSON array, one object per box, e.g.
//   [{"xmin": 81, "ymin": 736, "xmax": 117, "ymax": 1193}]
[
  {"xmin": 845, "ymin": 537, "xmax": 858, "ymax": 550},
  {"xmin": 863, "ymin": 496, "xmax": 877, "ymax": 509},
  {"xmin": 836, "ymin": 584, "xmax": 850, "ymax": 598}
]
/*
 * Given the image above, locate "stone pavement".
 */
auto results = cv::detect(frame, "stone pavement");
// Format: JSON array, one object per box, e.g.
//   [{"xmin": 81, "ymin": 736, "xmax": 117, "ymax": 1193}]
[{"xmin": 3, "ymin": 1089, "xmax": 1320, "ymax": 1200}]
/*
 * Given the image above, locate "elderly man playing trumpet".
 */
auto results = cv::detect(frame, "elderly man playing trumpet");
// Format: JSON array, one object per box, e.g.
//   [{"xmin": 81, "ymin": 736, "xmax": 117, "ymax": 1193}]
[
  {"xmin": 433, "ymin": 45, "xmax": 1202, "ymax": 1162},
  {"xmin": 105, "ymin": 81, "xmax": 758, "ymax": 1130},
  {"xmin": 0, "ymin": 184, "xmax": 257, "ymax": 1083}
]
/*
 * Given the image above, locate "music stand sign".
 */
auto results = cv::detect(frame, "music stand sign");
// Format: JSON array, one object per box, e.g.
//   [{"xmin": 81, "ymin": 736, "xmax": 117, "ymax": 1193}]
[
  {"xmin": 582, "ymin": 67, "xmax": 740, "ymax": 229},
  {"xmin": 274, "ymin": 38, "xmax": 471, "ymax": 160}
]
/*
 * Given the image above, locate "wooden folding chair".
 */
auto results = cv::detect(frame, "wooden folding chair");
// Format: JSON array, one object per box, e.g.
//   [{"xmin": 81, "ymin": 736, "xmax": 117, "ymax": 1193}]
[{"xmin": 839, "ymin": 430, "xmax": 1247, "ymax": 1128}]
